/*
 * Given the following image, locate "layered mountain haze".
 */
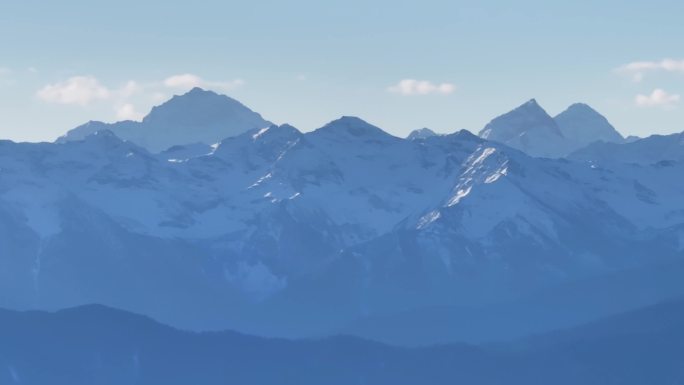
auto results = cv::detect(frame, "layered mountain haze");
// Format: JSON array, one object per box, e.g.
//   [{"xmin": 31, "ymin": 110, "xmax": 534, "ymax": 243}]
[
  {"xmin": 57, "ymin": 88, "xmax": 271, "ymax": 152},
  {"xmin": 479, "ymin": 99, "xmax": 625, "ymax": 158},
  {"xmin": 570, "ymin": 131, "xmax": 684, "ymax": 165},
  {"xmin": 1, "ymin": 90, "xmax": 683, "ymax": 346},
  {"xmin": 478, "ymin": 99, "xmax": 567, "ymax": 158}
]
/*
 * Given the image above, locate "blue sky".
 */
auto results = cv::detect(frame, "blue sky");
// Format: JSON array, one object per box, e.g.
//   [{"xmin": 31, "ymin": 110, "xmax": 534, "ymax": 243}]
[{"xmin": 1, "ymin": 0, "xmax": 683, "ymax": 142}]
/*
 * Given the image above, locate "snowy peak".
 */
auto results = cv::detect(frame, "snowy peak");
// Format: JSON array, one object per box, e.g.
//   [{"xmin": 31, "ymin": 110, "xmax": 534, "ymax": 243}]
[
  {"xmin": 407, "ymin": 127, "xmax": 438, "ymax": 140},
  {"xmin": 554, "ymin": 103, "xmax": 624, "ymax": 148}
]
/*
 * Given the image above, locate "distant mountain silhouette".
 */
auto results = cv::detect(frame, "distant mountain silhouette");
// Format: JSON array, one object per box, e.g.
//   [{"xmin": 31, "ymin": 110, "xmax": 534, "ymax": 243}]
[
  {"xmin": 479, "ymin": 99, "xmax": 624, "ymax": 157},
  {"xmin": 57, "ymin": 87, "xmax": 271, "ymax": 152},
  {"xmin": 1, "ymin": 300, "xmax": 684, "ymax": 385},
  {"xmin": 554, "ymin": 103, "xmax": 624, "ymax": 148},
  {"xmin": 569, "ymin": 131, "xmax": 684, "ymax": 165}
]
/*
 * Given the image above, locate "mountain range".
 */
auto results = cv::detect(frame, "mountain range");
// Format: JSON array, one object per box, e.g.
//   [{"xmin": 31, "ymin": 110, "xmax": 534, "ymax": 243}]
[{"xmin": 1, "ymin": 88, "xmax": 683, "ymax": 346}]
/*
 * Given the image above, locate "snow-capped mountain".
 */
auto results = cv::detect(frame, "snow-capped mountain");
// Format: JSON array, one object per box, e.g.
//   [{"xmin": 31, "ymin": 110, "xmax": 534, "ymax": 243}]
[
  {"xmin": 56, "ymin": 88, "xmax": 271, "ymax": 152},
  {"xmin": 479, "ymin": 100, "xmax": 624, "ymax": 158},
  {"xmin": 1, "ymin": 92, "xmax": 683, "ymax": 344}
]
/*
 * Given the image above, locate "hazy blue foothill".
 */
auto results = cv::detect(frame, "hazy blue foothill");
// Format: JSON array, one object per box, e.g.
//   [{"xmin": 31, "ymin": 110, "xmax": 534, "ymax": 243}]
[
  {"xmin": 1, "ymin": 301, "xmax": 683, "ymax": 385},
  {"xmin": 1, "ymin": 89, "xmax": 684, "ymax": 383}
]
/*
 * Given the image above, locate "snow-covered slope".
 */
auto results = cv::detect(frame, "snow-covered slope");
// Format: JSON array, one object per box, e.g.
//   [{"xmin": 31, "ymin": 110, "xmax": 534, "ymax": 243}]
[{"xmin": 57, "ymin": 88, "xmax": 271, "ymax": 152}]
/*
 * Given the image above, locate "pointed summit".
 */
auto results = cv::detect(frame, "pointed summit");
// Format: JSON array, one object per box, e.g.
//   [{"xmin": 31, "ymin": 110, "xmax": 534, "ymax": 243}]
[
  {"xmin": 310, "ymin": 116, "xmax": 398, "ymax": 143},
  {"xmin": 524, "ymin": 98, "xmax": 540, "ymax": 106},
  {"xmin": 479, "ymin": 99, "xmax": 561, "ymax": 140},
  {"xmin": 478, "ymin": 99, "xmax": 567, "ymax": 158},
  {"xmin": 58, "ymin": 89, "xmax": 271, "ymax": 153},
  {"xmin": 554, "ymin": 103, "xmax": 624, "ymax": 149}
]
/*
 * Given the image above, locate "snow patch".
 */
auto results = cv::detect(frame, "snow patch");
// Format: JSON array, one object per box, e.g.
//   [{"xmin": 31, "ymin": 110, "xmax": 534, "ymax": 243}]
[
  {"xmin": 447, "ymin": 186, "xmax": 472, "ymax": 206},
  {"xmin": 252, "ymin": 127, "xmax": 270, "ymax": 140},
  {"xmin": 417, "ymin": 210, "xmax": 441, "ymax": 229},
  {"xmin": 471, "ymin": 147, "xmax": 497, "ymax": 166},
  {"xmin": 484, "ymin": 163, "xmax": 508, "ymax": 184},
  {"xmin": 248, "ymin": 173, "xmax": 273, "ymax": 189}
]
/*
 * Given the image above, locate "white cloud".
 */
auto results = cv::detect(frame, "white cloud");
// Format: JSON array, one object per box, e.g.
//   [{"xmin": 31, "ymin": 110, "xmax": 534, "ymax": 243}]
[
  {"xmin": 635, "ymin": 88, "xmax": 680, "ymax": 108},
  {"xmin": 388, "ymin": 79, "xmax": 456, "ymax": 96},
  {"xmin": 37, "ymin": 76, "xmax": 111, "ymax": 106},
  {"xmin": 115, "ymin": 103, "xmax": 144, "ymax": 121},
  {"xmin": 163, "ymin": 73, "xmax": 245, "ymax": 92},
  {"xmin": 616, "ymin": 59, "xmax": 684, "ymax": 82},
  {"xmin": 0, "ymin": 67, "xmax": 11, "ymax": 75},
  {"xmin": 163, "ymin": 73, "xmax": 203, "ymax": 89},
  {"xmin": 119, "ymin": 80, "xmax": 142, "ymax": 98}
]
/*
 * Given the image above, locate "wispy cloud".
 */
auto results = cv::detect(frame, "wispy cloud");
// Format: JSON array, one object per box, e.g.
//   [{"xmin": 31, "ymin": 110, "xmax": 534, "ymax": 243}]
[
  {"xmin": 635, "ymin": 88, "xmax": 680, "ymax": 108},
  {"xmin": 37, "ymin": 76, "xmax": 111, "ymax": 106},
  {"xmin": 616, "ymin": 59, "xmax": 684, "ymax": 82},
  {"xmin": 163, "ymin": 73, "xmax": 245, "ymax": 92},
  {"xmin": 388, "ymin": 79, "xmax": 455, "ymax": 96},
  {"xmin": 115, "ymin": 103, "xmax": 145, "ymax": 121}
]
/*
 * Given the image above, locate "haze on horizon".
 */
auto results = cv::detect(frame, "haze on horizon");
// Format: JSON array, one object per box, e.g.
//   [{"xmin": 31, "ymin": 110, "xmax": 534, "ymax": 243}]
[{"xmin": 1, "ymin": 0, "xmax": 683, "ymax": 142}]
